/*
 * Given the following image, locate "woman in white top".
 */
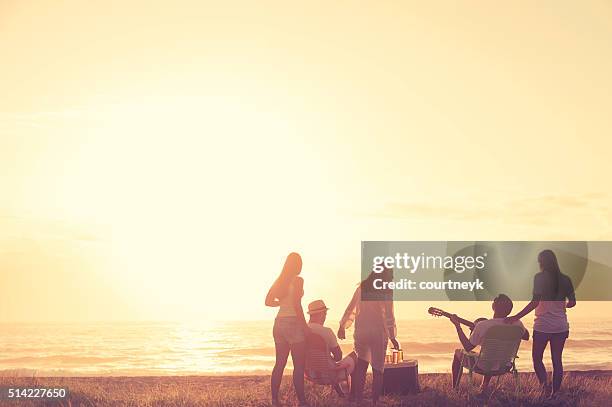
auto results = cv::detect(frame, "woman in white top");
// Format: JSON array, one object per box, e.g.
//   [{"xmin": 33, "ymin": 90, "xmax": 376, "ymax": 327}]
[
  {"xmin": 505, "ymin": 249, "xmax": 576, "ymax": 396},
  {"xmin": 337, "ymin": 268, "xmax": 399, "ymax": 404},
  {"xmin": 265, "ymin": 252, "xmax": 310, "ymax": 407}
]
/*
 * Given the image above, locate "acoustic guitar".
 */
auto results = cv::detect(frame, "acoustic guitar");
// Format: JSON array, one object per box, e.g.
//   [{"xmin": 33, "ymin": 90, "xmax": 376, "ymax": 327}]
[{"xmin": 427, "ymin": 307, "xmax": 485, "ymax": 330}]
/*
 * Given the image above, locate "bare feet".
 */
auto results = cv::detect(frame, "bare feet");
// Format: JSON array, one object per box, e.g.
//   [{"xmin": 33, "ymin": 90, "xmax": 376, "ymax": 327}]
[
  {"xmin": 474, "ymin": 388, "xmax": 490, "ymax": 402},
  {"xmin": 539, "ymin": 382, "xmax": 552, "ymax": 398}
]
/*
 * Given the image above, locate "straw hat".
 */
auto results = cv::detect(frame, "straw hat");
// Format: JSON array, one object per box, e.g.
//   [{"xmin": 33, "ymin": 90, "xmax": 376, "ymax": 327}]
[{"xmin": 307, "ymin": 299, "xmax": 329, "ymax": 314}]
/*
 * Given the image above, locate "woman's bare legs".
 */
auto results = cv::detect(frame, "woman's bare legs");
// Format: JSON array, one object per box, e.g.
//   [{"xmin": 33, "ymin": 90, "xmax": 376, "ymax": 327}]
[
  {"xmin": 271, "ymin": 341, "xmax": 290, "ymax": 404},
  {"xmin": 372, "ymin": 368, "xmax": 384, "ymax": 404},
  {"xmin": 532, "ymin": 335, "xmax": 549, "ymax": 388},
  {"xmin": 550, "ymin": 335, "xmax": 567, "ymax": 393},
  {"xmin": 349, "ymin": 358, "xmax": 369, "ymax": 401},
  {"xmin": 290, "ymin": 341, "xmax": 308, "ymax": 405}
]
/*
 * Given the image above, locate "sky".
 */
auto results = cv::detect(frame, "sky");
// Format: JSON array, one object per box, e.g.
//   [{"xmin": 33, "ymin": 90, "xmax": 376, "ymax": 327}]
[{"xmin": 1, "ymin": 0, "xmax": 611, "ymax": 322}]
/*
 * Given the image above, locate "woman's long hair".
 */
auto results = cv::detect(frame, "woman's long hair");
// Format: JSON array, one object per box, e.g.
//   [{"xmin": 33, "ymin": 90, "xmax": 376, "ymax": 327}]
[
  {"xmin": 269, "ymin": 252, "xmax": 302, "ymax": 300},
  {"xmin": 538, "ymin": 249, "xmax": 561, "ymax": 296},
  {"xmin": 361, "ymin": 267, "xmax": 393, "ymax": 297}
]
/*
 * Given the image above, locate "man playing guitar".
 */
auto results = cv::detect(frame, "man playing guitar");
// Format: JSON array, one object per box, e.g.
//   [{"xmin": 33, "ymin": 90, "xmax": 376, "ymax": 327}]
[{"xmin": 429, "ymin": 294, "xmax": 529, "ymax": 394}]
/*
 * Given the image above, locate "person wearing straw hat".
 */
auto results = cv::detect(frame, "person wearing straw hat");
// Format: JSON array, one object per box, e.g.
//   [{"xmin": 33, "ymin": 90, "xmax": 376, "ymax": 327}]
[{"xmin": 307, "ymin": 300, "xmax": 357, "ymax": 381}]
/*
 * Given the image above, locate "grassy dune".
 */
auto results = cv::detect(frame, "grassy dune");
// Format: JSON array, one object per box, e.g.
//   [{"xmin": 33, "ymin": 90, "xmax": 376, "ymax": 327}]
[{"xmin": 0, "ymin": 372, "xmax": 610, "ymax": 406}]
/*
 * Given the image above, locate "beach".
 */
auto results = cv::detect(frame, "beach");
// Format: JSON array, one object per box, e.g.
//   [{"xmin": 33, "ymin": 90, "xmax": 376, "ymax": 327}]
[{"xmin": 1, "ymin": 371, "xmax": 610, "ymax": 406}]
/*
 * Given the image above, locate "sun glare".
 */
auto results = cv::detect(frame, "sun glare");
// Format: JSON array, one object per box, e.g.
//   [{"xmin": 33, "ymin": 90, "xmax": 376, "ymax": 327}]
[{"xmin": 24, "ymin": 95, "xmax": 345, "ymax": 320}]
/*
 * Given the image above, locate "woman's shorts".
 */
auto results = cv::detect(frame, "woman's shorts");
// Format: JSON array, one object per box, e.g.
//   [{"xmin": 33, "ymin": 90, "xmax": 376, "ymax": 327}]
[
  {"xmin": 354, "ymin": 330, "xmax": 388, "ymax": 372},
  {"xmin": 273, "ymin": 316, "xmax": 306, "ymax": 345},
  {"xmin": 533, "ymin": 330, "xmax": 569, "ymax": 342}
]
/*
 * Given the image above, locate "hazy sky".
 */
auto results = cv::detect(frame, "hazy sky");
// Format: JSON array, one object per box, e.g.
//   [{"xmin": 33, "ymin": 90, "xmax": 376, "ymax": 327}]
[{"xmin": 1, "ymin": 1, "xmax": 611, "ymax": 322}]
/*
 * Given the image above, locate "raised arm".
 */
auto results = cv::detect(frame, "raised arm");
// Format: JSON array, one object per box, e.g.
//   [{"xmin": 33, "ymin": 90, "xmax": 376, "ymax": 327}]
[
  {"xmin": 507, "ymin": 297, "xmax": 540, "ymax": 323},
  {"xmin": 505, "ymin": 275, "xmax": 541, "ymax": 323},
  {"xmin": 338, "ymin": 287, "xmax": 360, "ymax": 339},
  {"xmin": 450, "ymin": 314, "xmax": 475, "ymax": 352}
]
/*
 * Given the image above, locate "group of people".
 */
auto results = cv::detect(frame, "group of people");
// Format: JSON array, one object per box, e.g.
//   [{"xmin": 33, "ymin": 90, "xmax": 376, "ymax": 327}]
[{"xmin": 265, "ymin": 249, "xmax": 575, "ymax": 406}]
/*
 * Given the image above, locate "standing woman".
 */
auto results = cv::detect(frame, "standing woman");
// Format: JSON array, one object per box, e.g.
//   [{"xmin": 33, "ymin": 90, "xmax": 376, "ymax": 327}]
[
  {"xmin": 505, "ymin": 249, "xmax": 576, "ymax": 396},
  {"xmin": 265, "ymin": 252, "xmax": 310, "ymax": 407},
  {"xmin": 337, "ymin": 268, "xmax": 399, "ymax": 404}
]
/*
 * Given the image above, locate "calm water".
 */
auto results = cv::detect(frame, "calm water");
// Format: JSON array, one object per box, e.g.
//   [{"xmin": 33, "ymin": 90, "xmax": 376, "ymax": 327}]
[{"xmin": 1, "ymin": 319, "xmax": 611, "ymax": 376}]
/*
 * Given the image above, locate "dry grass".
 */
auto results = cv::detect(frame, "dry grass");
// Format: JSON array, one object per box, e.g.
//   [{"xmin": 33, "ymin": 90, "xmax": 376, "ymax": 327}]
[{"xmin": 0, "ymin": 372, "xmax": 610, "ymax": 406}]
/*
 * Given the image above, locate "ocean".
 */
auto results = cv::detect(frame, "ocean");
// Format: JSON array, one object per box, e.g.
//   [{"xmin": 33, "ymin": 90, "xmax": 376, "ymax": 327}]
[{"xmin": 1, "ymin": 319, "xmax": 611, "ymax": 376}]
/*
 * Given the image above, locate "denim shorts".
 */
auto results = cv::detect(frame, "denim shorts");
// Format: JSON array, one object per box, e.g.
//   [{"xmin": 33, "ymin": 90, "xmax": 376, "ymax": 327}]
[
  {"xmin": 533, "ymin": 330, "xmax": 569, "ymax": 342},
  {"xmin": 273, "ymin": 317, "xmax": 306, "ymax": 345}
]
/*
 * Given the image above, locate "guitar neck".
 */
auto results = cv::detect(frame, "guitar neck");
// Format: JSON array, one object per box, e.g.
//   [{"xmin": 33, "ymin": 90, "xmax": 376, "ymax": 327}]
[{"xmin": 439, "ymin": 311, "xmax": 475, "ymax": 329}]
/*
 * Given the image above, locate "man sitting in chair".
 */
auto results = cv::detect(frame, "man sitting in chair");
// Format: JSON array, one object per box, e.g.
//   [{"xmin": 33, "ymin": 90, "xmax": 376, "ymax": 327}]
[
  {"xmin": 306, "ymin": 300, "xmax": 357, "ymax": 396},
  {"xmin": 449, "ymin": 294, "xmax": 529, "ymax": 393}
]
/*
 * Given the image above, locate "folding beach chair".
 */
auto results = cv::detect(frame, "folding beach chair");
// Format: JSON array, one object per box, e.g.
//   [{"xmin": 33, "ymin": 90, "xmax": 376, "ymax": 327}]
[
  {"xmin": 305, "ymin": 333, "xmax": 350, "ymax": 396},
  {"xmin": 458, "ymin": 325, "xmax": 524, "ymax": 393}
]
